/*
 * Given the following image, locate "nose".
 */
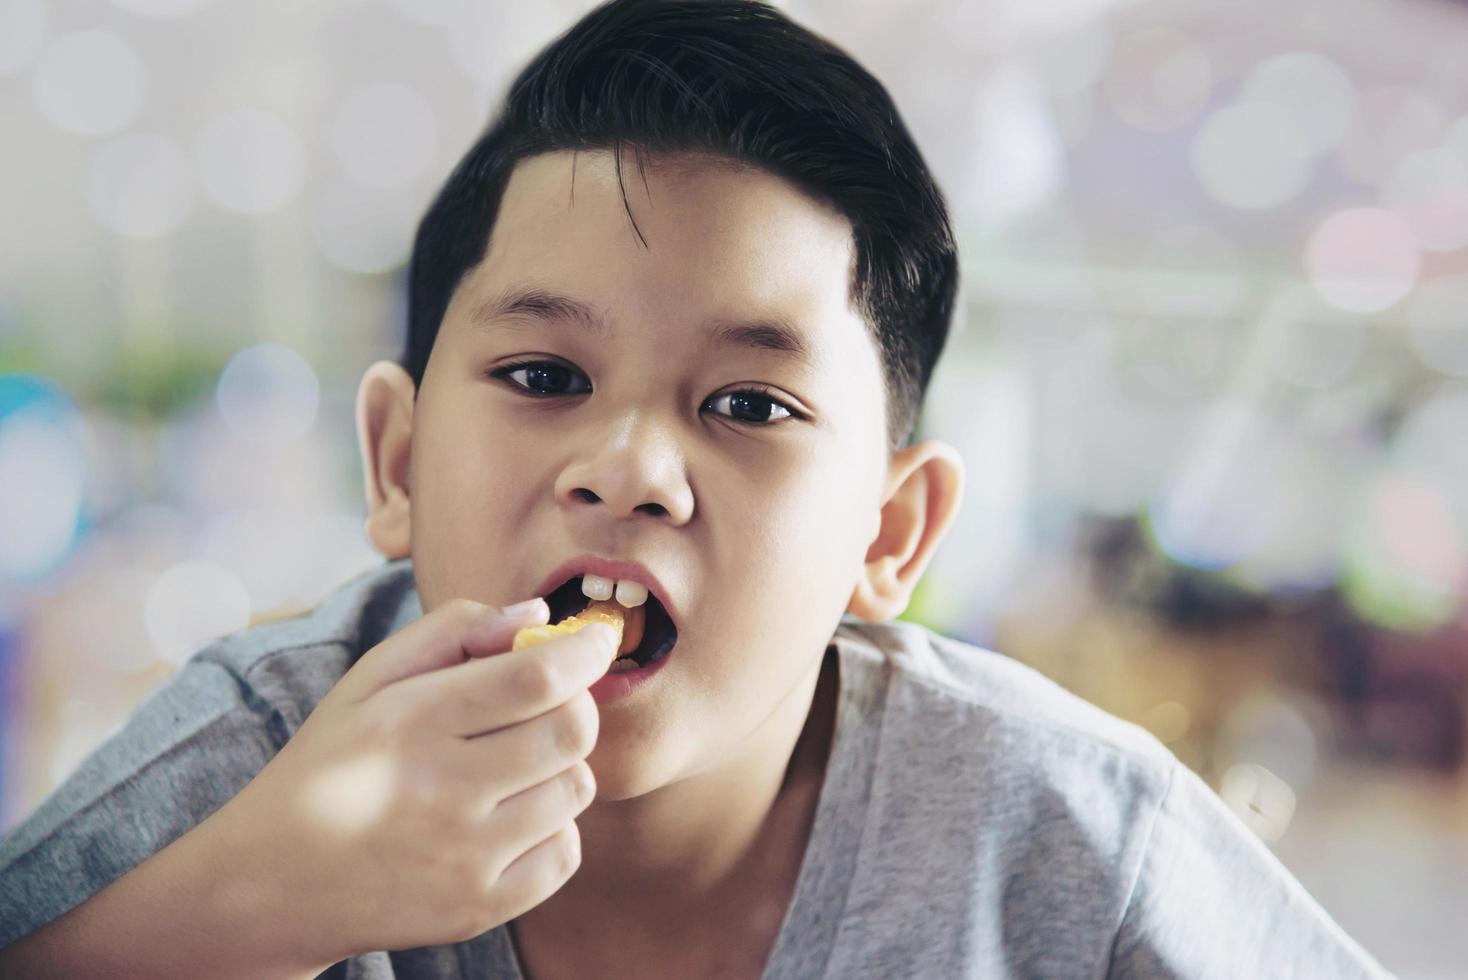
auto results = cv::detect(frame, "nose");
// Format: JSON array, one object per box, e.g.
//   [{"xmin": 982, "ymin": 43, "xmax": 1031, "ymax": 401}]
[{"xmin": 554, "ymin": 411, "xmax": 694, "ymax": 525}]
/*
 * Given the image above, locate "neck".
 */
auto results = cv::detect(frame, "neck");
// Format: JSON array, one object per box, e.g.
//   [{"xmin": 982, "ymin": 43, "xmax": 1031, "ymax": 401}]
[{"xmin": 513, "ymin": 645, "xmax": 840, "ymax": 961}]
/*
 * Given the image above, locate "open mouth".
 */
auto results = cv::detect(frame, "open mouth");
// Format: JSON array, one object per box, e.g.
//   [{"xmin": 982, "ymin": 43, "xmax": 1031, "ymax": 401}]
[{"xmin": 546, "ymin": 576, "xmax": 679, "ymax": 668}]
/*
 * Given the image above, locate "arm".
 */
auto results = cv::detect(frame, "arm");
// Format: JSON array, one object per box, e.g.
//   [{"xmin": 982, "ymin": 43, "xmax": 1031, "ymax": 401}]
[
  {"xmin": 0, "ymin": 800, "xmax": 333, "ymax": 980},
  {"xmin": 0, "ymin": 655, "xmax": 336, "ymax": 978}
]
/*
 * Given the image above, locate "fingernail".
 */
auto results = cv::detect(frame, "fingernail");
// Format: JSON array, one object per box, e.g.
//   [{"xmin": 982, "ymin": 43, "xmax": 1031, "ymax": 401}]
[
  {"xmin": 587, "ymin": 623, "xmax": 618, "ymax": 650},
  {"xmin": 502, "ymin": 598, "xmax": 546, "ymax": 618}
]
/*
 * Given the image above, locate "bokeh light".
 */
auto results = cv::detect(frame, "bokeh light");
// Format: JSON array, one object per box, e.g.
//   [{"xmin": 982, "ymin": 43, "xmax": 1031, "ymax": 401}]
[
  {"xmin": 291, "ymin": 512, "xmax": 382, "ymax": 608},
  {"xmin": 143, "ymin": 559, "xmax": 251, "ymax": 664},
  {"xmin": 1342, "ymin": 472, "xmax": 1466, "ymax": 632},
  {"xmin": 1103, "ymin": 26, "xmax": 1211, "ymax": 132},
  {"xmin": 964, "ymin": 64, "xmax": 1064, "ymax": 229},
  {"xmin": 1384, "ymin": 146, "xmax": 1468, "ymax": 253},
  {"xmin": 1338, "ymin": 85, "xmax": 1445, "ymax": 188},
  {"xmin": 1220, "ymin": 763, "xmax": 1297, "ymax": 843},
  {"xmin": 1219, "ymin": 693, "xmax": 1320, "ymax": 797},
  {"xmin": 0, "ymin": 0, "xmax": 47, "ymax": 76},
  {"xmin": 194, "ymin": 109, "xmax": 306, "ymax": 215},
  {"xmin": 214, "ymin": 343, "xmax": 320, "ymax": 449},
  {"xmin": 198, "ymin": 508, "xmax": 318, "ymax": 613},
  {"xmin": 1304, "ymin": 208, "xmax": 1420, "ymax": 314},
  {"xmin": 84, "ymin": 134, "xmax": 196, "ymax": 239},
  {"xmin": 29, "ymin": 30, "xmax": 147, "ymax": 136},
  {"xmin": 1239, "ymin": 52, "xmax": 1356, "ymax": 156},
  {"xmin": 309, "ymin": 180, "xmax": 420, "ymax": 273},
  {"xmin": 1390, "ymin": 385, "xmax": 1468, "ymax": 529},
  {"xmin": 1191, "ymin": 101, "xmax": 1313, "ymax": 211}
]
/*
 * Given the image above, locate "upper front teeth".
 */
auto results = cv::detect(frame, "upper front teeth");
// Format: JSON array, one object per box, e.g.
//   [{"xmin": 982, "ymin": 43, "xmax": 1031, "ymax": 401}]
[{"xmin": 581, "ymin": 574, "xmax": 649, "ymax": 608}]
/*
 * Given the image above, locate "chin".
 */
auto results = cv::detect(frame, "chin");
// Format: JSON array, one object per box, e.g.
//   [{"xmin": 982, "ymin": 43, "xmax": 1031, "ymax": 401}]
[
  {"xmin": 583, "ymin": 756, "xmax": 674, "ymax": 803},
  {"xmin": 584, "ymin": 725, "xmax": 699, "ymax": 801}
]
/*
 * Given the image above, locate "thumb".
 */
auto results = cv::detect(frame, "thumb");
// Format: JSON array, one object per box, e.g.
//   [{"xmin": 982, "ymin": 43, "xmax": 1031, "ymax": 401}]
[{"xmin": 342, "ymin": 598, "xmax": 550, "ymax": 702}]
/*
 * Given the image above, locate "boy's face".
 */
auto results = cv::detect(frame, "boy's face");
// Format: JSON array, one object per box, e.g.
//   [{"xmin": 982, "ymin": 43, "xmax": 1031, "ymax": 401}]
[{"xmin": 408, "ymin": 148, "xmax": 890, "ymax": 798}]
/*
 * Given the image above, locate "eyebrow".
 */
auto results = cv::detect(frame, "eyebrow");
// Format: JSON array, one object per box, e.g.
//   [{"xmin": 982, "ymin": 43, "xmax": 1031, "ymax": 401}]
[{"xmin": 469, "ymin": 285, "xmax": 815, "ymax": 367}]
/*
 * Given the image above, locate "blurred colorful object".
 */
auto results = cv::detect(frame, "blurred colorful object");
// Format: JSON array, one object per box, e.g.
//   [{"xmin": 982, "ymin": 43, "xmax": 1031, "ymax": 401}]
[{"xmin": 0, "ymin": 374, "xmax": 90, "ymax": 590}]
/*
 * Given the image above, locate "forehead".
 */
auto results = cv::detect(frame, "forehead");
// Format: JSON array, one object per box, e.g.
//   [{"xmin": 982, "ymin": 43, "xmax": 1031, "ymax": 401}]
[{"xmin": 451, "ymin": 148, "xmax": 864, "ymax": 362}]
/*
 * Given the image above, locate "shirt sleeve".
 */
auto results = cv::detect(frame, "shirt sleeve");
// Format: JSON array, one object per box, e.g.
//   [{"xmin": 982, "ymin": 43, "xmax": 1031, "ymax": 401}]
[
  {"xmin": 1106, "ymin": 760, "xmax": 1396, "ymax": 980},
  {"xmin": 0, "ymin": 654, "xmax": 285, "ymax": 949}
]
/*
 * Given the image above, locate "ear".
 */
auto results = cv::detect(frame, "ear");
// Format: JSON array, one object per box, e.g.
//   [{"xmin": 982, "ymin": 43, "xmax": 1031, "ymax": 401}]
[
  {"xmin": 356, "ymin": 360, "xmax": 416, "ymax": 560},
  {"xmin": 848, "ymin": 439, "xmax": 965, "ymax": 622}
]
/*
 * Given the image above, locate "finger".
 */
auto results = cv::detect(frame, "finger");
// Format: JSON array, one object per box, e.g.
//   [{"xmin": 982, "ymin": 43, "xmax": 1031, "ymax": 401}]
[
  {"xmin": 482, "ymin": 823, "xmax": 583, "ymax": 927},
  {"xmin": 385, "ymin": 622, "xmax": 618, "ymax": 738},
  {"xmin": 447, "ymin": 690, "xmax": 600, "ymax": 802},
  {"xmin": 480, "ymin": 761, "xmax": 594, "ymax": 877},
  {"xmin": 341, "ymin": 597, "xmax": 550, "ymax": 702}
]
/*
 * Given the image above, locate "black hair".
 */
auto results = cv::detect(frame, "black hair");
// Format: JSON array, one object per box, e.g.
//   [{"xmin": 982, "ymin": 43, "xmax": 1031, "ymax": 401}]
[{"xmin": 402, "ymin": 0, "xmax": 959, "ymax": 450}]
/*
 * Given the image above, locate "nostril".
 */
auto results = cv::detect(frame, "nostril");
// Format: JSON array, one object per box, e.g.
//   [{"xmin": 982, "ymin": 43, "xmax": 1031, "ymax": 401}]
[
  {"xmin": 574, "ymin": 488, "xmax": 600, "ymax": 503},
  {"xmin": 637, "ymin": 503, "xmax": 667, "ymax": 517}
]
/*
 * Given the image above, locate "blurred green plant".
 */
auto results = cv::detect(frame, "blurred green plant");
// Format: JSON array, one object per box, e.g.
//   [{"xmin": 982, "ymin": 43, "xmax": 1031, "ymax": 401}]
[
  {"xmin": 89, "ymin": 338, "xmax": 233, "ymax": 422},
  {"xmin": 4, "ymin": 320, "xmax": 232, "ymax": 423},
  {"xmin": 90, "ymin": 342, "xmax": 232, "ymax": 423}
]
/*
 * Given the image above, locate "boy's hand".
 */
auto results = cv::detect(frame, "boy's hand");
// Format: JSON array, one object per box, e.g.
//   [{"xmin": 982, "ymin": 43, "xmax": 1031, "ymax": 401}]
[{"xmin": 215, "ymin": 597, "xmax": 618, "ymax": 968}]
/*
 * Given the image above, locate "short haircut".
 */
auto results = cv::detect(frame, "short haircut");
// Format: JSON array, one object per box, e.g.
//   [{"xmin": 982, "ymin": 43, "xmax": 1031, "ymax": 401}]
[{"xmin": 402, "ymin": 0, "xmax": 959, "ymax": 450}]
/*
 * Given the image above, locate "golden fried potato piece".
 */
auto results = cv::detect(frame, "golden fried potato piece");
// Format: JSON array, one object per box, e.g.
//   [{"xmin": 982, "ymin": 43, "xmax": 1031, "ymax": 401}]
[{"xmin": 512, "ymin": 598, "xmax": 626, "ymax": 652}]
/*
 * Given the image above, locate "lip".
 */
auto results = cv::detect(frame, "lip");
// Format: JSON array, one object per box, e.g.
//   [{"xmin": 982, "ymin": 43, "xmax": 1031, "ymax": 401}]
[
  {"xmin": 588, "ymin": 644, "xmax": 672, "ymax": 705},
  {"xmin": 534, "ymin": 554, "xmax": 680, "ymax": 628}
]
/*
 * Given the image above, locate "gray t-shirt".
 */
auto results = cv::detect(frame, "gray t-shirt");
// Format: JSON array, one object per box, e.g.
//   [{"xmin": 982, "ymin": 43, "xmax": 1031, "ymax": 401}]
[{"xmin": 0, "ymin": 558, "xmax": 1392, "ymax": 978}]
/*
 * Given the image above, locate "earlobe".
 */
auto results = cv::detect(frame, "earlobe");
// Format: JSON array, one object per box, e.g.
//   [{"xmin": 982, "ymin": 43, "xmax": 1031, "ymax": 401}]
[
  {"xmin": 356, "ymin": 360, "xmax": 416, "ymax": 560},
  {"xmin": 848, "ymin": 440, "xmax": 965, "ymax": 623}
]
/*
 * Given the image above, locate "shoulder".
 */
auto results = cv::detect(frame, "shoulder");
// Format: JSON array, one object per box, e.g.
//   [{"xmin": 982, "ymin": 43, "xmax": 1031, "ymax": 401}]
[
  {"xmin": 822, "ymin": 617, "xmax": 1181, "ymax": 974},
  {"xmin": 191, "ymin": 557, "xmax": 419, "ymax": 732},
  {"xmin": 834, "ymin": 615, "xmax": 1176, "ymax": 793}
]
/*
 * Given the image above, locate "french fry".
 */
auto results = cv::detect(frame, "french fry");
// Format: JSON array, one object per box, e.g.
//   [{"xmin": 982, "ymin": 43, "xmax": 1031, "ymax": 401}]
[{"xmin": 512, "ymin": 598, "xmax": 627, "ymax": 652}]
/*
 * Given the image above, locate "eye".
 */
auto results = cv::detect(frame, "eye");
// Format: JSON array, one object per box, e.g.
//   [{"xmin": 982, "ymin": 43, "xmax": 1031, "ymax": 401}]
[
  {"xmin": 702, "ymin": 389, "xmax": 796, "ymax": 426},
  {"xmin": 491, "ymin": 360, "xmax": 797, "ymax": 427},
  {"xmin": 491, "ymin": 360, "xmax": 591, "ymax": 396}
]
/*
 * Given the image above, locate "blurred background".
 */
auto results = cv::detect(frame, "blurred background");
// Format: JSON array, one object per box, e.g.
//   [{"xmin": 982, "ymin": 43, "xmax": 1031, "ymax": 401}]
[{"xmin": 1, "ymin": 0, "xmax": 1466, "ymax": 974}]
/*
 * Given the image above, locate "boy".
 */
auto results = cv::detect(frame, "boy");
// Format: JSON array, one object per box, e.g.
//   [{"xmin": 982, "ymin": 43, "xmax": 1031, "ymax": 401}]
[{"xmin": 0, "ymin": 0, "xmax": 1391, "ymax": 977}]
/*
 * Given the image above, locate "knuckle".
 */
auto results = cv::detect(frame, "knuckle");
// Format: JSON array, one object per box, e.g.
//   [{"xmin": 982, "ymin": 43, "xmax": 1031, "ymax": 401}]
[
  {"xmin": 558, "ymin": 823, "xmax": 582, "ymax": 877},
  {"xmin": 554, "ymin": 693, "xmax": 598, "ymax": 758},
  {"xmin": 566, "ymin": 760, "xmax": 595, "ymax": 808},
  {"xmin": 475, "ymin": 840, "xmax": 510, "ymax": 894},
  {"xmin": 365, "ymin": 693, "xmax": 416, "ymax": 745},
  {"xmin": 511, "ymin": 658, "xmax": 560, "ymax": 706},
  {"xmin": 448, "ymin": 596, "xmax": 486, "ymax": 621}
]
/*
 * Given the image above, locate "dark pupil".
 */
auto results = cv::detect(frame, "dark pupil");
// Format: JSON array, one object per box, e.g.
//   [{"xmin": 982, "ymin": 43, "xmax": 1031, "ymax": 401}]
[
  {"xmin": 728, "ymin": 393, "xmax": 772, "ymax": 422},
  {"xmin": 526, "ymin": 364, "xmax": 571, "ymax": 393}
]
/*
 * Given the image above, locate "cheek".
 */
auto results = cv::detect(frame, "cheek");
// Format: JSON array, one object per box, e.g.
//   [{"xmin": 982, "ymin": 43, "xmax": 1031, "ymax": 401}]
[
  {"xmin": 719, "ymin": 461, "xmax": 870, "ymax": 630},
  {"xmin": 416, "ymin": 411, "xmax": 540, "ymax": 519}
]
